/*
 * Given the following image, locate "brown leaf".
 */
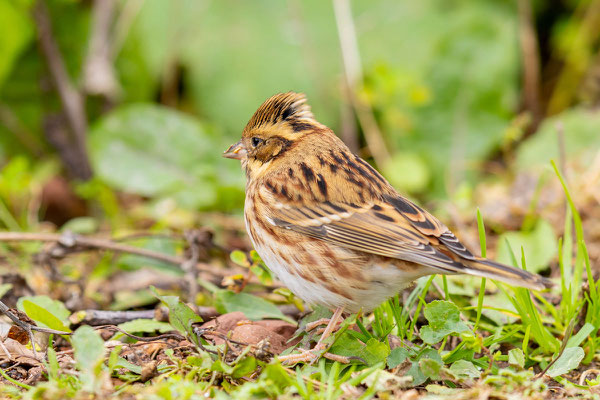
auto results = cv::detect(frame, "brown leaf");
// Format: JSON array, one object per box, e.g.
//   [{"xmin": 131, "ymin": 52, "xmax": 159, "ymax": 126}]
[{"xmin": 7, "ymin": 326, "xmax": 30, "ymax": 345}]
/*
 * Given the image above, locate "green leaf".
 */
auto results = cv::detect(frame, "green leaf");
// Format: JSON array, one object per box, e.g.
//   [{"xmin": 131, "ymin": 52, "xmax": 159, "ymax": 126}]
[
  {"xmin": 20, "ymin": 299, "xmax": 71, "ymax": 333},
  {"xmin": 151, "ymin": 288, "xmax": 202, "ymax": 337},
  {"xmin": 117, "ymin": 319, "xmax": 173, "ymax": 334},
  {"xmin": 420, "ymin": 300, "xmax": 469, "ymax": 344},
  {"xmin": 419, "ymin": 357, "xmax": 442, "ymax": 380},
  {"xmin": 187, "ymin": 353, "xmax": 213, "ymax": 370},
  {"xmin": 215, "ymin": 290, "xmax": 294, "ymax": 324},
  {"xmin": 0, "ymin": 0, "xmax": 33, "ymax": 90},
  {"xmin": 46, "ymin": 346, "xmax": 59, "ymax": 381},
  {"xmin": 387, "ymin": 347, "xmax": 409, "ymax": 369},
  {"xmin": 17, "ymin": 295, "xmax": 70, "ymax": 324},
  {"xmin": 73, "ymin": 325, "xmax": 105, "ymax": 391},
  {"xmin": 211, "ymin": 359, "xmax": 234, "ymax": 375},
  {"xmin": 546, "ymin": 347, "xmax": 585, "ymax": 378},
  {"xmin": 508, "ymin": 348, "xmax": 525, "ymax": 368},
  {"xmin": 114, "ymin": 357, "xmax": 142, "ymax": 375},
  {"xmin": 89, "ymin": 104, "xmax": 225, "ymax": 209},
  {"xmin": 60, "ymin": 217, "xmax": 99, "ymax": 234},
  {"xmin": 496, "ymin": 219, "xmax": 556, "ymax": 274},
  {"xmin": 407, "ymin": 348, "xmax": 443, "ymax": 386},
  {"xmin": 449, "ymin": 360, "xmax": 481, "ymax": 379},
  {"xmin": 230, "ymin": 250, "xmax": 250, "ymax": 268},
  {"xmin": 73, "ymin": 326, "xmax": 105, "ymax": 371},
  {"xmin": 566, "ymin": 323, "xmax": 595, "ymax": 348},
  {"xmin": 329, "ymin": 335, "xmax": 390, "ymax": 367},
  {"xmin": 232, "ymin": 356, "xmax": 257, "ymax": 379}
]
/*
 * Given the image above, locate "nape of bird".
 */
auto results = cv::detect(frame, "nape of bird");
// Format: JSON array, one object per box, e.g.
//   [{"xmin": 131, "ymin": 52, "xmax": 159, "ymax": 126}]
[{"xmin": 224, "ymin": 92, "xmax": 552, "ymax": 364}]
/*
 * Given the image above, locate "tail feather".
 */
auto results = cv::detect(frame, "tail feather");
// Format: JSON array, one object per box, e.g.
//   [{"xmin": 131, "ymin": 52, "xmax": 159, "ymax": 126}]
[{"xmin": 460, "ymin": 258, "xmax": 552, "ymax": 291}]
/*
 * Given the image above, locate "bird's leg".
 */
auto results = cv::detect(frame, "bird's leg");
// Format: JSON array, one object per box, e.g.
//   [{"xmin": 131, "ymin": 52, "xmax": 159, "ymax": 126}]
[
  {"xmin": 305, "ymin": 317, "xmax": 343, "ymax": 333},
  {"xmin": 311, "ymin": 307, "xmax": 344, "ymax": 353},
  {"xmin": 278, "ymin": 307, "xmax": 348, "ymax": 365}
]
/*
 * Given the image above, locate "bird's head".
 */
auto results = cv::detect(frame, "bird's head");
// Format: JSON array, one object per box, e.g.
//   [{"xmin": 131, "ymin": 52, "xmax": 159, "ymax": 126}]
[{"xmin": 223, "ymin": 92, "xmax": 330, "ymax": 177}]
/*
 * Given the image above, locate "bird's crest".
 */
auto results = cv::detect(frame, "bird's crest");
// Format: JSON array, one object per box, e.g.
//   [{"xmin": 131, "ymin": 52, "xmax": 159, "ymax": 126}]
[{"xmin": 244, "ymin": 92, "xmax": 316, "ymax": 133}]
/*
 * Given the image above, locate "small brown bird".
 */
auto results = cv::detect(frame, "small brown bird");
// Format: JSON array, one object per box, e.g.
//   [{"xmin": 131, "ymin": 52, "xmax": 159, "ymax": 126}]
[{"xmin": 224, "ymin": 92, "xmax": 551, "ymax": 364}]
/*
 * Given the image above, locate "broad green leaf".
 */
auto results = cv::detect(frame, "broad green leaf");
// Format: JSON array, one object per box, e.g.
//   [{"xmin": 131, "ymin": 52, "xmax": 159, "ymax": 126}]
[
  {"xmin": 546, "ymin": 347, "xmax": 585, "ymax": 378},
  {"xmin": 17, "ymin": 295, "xmax": 70, "ymax": 324},
  {"xmin": 496, "ymin": 219, "xmax": 556, "ymax": 274},
  {"xmin": 330, "ymin": 336, "xmax": 390, "ymax": 367},
  {"xmin": 508, "ymin": 348, "xmax": 525, "ymax": 368},
  {"xmin": 151, "ymin": 288, "xmax": 202, "ymax": 336},
  {"xmin": 89, "ymin": 104, "xmax": 227, "ymax": 209},
  {"xmin": 407, "ymin": 349, "xmax": 443, "ymax": 386},
  {"xmin": 215, "ymin": 291, "xmax": 294, "ymax": 324},
  {"xmin": 387, "ymin": 347, "xmax": 409, "ymax": 369},
  {"xmin": 420, "ymin": 300, "xmax": 469, "ymax": 344},
  {"xmin": 18, "ymin": 296, "xmax": 71, "ymax": 333},
  {"xmin": 21, "ymin": 300, "xmax": 71, "ymax": 333},
  {"xmin": 419, "ymin": 357, "xmax": 442, "ymax": 380},
  {"xmin": 118, "ymin": 319, "xmax": 173, "ymax": 334},
  {"xmin": 449, "ymin": 360, "xmax": 480, "ymax": 379}
]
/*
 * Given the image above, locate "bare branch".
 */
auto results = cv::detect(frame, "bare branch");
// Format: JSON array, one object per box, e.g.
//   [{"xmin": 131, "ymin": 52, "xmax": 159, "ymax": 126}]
[
  {"xmin": 70, "ymin": 307, "xmax": 219, "ymax": 326},
  {"xmin": 33, "ymin": 0, "xmax": 92, "ymax": 179}
]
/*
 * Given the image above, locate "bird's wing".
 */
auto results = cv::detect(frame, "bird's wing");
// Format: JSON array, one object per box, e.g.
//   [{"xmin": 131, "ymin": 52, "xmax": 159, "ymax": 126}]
[
  {"xmin": 265, "ymin": 191, "xmax": 550, "ymax": 290},
  {"xmin": 267, "ymin": 193, "xmax": 468, "ymax": 273}
]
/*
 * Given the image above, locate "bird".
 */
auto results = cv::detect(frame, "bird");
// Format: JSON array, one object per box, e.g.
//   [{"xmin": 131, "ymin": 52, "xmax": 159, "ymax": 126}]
[{"xmin": 223, "ymin": 92, "xmax": 552, "ymax": 364}]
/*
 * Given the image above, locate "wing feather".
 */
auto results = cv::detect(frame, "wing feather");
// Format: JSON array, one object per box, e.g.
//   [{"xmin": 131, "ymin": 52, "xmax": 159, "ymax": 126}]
[{"xmin": 268, "ymin": 197, "xmax": 465, "ymax": 273}]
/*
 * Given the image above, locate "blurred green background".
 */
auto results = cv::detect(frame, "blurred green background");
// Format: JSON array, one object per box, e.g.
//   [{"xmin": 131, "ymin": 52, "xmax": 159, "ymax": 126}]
[{"xmin": 1, "ymin": 0, "xmax": 600, "ymax": 227}]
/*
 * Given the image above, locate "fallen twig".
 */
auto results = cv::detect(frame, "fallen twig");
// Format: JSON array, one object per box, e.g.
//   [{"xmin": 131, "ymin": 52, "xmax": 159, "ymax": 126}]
[
  {"xmin": 70, "ymin": 307, "xmax": 219, "ymax": 326},
  {"xmin": 0, "ymin": 231, "xmax": 232, "ymax": 278}
]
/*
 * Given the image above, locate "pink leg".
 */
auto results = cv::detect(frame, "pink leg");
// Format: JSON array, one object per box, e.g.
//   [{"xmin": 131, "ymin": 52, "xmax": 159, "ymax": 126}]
[{"xmin": 278, "ymin": 307, "xmax": 347, "ymax": 365}]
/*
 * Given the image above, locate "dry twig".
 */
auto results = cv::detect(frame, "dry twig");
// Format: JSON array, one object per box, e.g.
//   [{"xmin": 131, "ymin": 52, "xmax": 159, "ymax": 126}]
[{"xmin": 0, "ymin": 231, "xmax": 230, "ymax": 277}]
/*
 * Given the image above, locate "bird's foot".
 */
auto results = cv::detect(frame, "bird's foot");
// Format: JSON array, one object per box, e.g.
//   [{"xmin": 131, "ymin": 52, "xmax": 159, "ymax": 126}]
[
  {"xmin": 305, "ymin": 317, "xmax": 343, "ymax": 333},
  {"xmin": 278, "ymin": 344, "xmax": 351, "ymax": 365}
]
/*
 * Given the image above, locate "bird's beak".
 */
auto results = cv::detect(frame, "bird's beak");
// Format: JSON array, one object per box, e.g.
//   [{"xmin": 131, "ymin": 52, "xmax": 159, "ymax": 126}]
[{"xmin": 223, "ymin": 140, "xmax": 246, "ymax": 160}]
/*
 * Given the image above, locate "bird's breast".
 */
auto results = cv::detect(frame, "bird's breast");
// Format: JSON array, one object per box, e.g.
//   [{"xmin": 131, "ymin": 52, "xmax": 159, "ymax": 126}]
[{"xmin": 244, "ymin": 194, "xmax": 425, "ymax": 312}]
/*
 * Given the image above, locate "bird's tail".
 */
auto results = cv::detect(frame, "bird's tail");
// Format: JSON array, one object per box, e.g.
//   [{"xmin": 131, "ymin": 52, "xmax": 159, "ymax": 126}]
[{"xmin": 459, "ymin": 257, "xmax": 552, "ymax": 291}]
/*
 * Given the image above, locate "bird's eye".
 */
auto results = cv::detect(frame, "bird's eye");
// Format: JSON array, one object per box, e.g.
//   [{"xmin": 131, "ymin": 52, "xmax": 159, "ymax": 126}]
[{"xmin": 251, "ymin": 137, "xmax": 262, "ymax": 147}]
